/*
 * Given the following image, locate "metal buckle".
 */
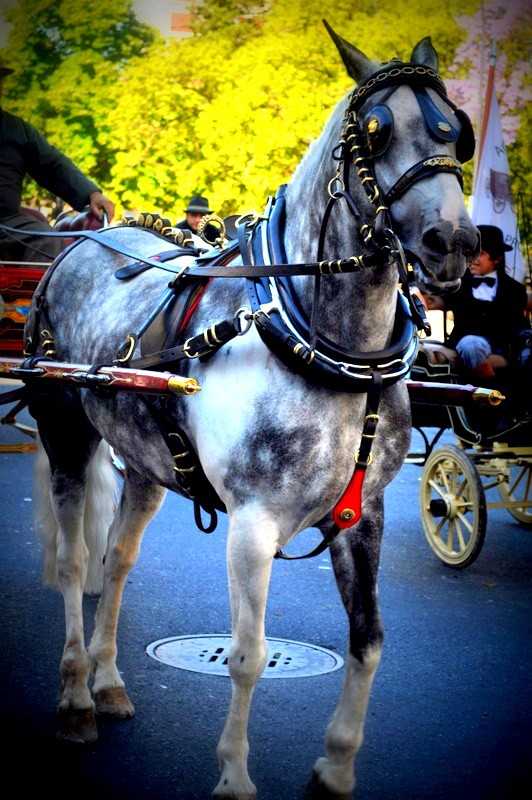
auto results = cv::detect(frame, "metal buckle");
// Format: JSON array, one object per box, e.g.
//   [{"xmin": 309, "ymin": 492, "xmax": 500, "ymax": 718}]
[{"xmin": 182, "ymin": 337, "xmax": 211, "ymax": 360}]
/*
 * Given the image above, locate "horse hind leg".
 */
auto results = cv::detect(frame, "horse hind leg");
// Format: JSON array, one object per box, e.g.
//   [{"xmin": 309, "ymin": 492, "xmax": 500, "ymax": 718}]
[
  {"xmin": 304, "ymin": 499, "xmax": 385, "ymax": 800},
  {"xmin": 213, "ymin": 507, "xmax": 278, "ymax": 800},
  {"xmin": 88, "ymin": 474, "xmax": 167, "ymax": 720},
  {"xmin": 33, "ymin": 398, "xmax": 112, "ymax": 744},
  {"xmin": 35, "ymin": 437, "xmax": 117, "ymax": 595}
]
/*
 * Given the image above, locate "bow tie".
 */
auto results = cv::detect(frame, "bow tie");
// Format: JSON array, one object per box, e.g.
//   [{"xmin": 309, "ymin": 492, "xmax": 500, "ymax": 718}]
[{"xmin": 473, "ymin": 276, "xmax": 496, "ymax": 287}]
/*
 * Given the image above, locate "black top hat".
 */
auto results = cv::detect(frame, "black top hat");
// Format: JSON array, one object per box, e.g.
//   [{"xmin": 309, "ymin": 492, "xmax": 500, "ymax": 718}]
[
  {"xmin": 0, "ymin": 56, "xmax": 14, "ymax": 77},
  {"xmin": 185, "ymin": 195, "xmax": 211, "ymax": 214},
  {"xmin": 477, "ymin": 225, "xmax": 513, "ymax": 258}
]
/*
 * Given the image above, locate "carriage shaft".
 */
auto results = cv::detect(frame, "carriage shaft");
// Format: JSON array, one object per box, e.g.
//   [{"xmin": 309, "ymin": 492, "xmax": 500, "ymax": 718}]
[{"xmin": 0, "ymin": 357, "xmax": 201, "ymax": 396}]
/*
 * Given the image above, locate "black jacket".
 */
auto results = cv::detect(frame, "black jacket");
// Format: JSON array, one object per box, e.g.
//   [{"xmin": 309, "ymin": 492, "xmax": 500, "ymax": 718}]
[
  {"xmin": 446, "ymin": 269, "xmax": 529, "ymax": 359},
  {"xmin": 0, "ymin": 107, "xmax": 99, "ymax": 216}
]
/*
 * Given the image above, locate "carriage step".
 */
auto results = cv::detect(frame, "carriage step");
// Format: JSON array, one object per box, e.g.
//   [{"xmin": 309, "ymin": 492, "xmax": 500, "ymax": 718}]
[{"xmin": 146, "ymin": 635, "xmax": 344, "ymax": 678}]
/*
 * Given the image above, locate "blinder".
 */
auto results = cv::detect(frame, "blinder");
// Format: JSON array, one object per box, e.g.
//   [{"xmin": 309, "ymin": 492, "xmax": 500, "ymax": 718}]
[
  {"xmin": 352, "ymin": 68, "xmax": 475, "ymax": 165},
  {"xmin": 454, "ymin": 108, "xmax": 475, "ymax": 164},
  {"xmin": 412, "ymin": 86, "xmax": 475, "ymax": 164},
  {"xmin": 362, "ymin": 105, "xmax": 394, "ymax": 157}
]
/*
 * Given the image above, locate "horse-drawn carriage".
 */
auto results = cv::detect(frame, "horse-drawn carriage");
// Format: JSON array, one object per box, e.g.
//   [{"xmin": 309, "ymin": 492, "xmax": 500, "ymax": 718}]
[
  {"xmin": 408, "ymin": 328, "xmax": 531, "ymax": 569},
  {"xmin": 1, "ymin": 24, "xmax": 531, "ymax": 799}
]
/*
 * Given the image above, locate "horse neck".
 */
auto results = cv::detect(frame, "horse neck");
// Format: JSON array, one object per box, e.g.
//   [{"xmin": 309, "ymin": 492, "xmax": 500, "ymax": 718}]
[{"xmin": 282, "ymin": 96, "xmax": 399, "ymax": 352}]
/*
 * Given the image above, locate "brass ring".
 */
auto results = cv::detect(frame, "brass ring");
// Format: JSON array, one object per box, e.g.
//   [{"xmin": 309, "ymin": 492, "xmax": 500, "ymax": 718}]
[
  {"xmin": 116, "ymin": 334, "xmax": 136, "ymax": 363},
  {"xmin": 197, "ymin": 213, "xmax": 226, "ymax": 245}
]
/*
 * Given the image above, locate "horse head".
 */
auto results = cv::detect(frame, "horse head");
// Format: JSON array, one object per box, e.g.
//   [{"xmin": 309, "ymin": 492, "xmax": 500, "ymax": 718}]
[{"xmin": 323, "ymin": 21, "xmax": 480, "ymax": 295}]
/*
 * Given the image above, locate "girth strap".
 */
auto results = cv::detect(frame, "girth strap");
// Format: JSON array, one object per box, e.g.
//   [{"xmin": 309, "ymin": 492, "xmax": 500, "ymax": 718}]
[{"xmin": 140, "ymin": 394, "xmax": 226, "ymax": 532}]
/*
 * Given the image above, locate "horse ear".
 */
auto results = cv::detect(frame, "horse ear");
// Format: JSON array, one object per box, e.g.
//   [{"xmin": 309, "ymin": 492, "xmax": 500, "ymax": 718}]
[
  {"xmin": 322, "ymin": 19, "xmax": 377, "ymax": 83},
  {"xmin": 410, "ymin": 37, "xmax": 439, "ymax": 72}
]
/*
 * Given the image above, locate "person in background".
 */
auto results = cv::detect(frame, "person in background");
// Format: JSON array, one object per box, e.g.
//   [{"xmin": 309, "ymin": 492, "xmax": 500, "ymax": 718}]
[
  {"xmin": 0, "ymin": 55, "xmax": 115, "ymax": 264},
  {"xmin": 424, "ymin": 224, "xmax": 530, "ymax": 382},
  {"xmin": 176, "ymin": 194, "xmax": 219, "ymax": 243}
]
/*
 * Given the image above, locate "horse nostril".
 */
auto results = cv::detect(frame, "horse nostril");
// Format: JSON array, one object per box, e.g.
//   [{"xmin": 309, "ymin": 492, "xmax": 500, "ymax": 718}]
[
  {"xmin": 423, "ymin": 224, "xmax": 479, "ymax": 258},
  {"xmin": 423, "ymin": 224, "xmax": 452, "ymax": 255}
]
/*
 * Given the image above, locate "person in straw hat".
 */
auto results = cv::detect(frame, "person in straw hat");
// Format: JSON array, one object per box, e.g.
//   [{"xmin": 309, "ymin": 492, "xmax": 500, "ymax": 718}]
[{"xmin": 0, "ymin": 54, "xmax": 115, "ymax": 263}]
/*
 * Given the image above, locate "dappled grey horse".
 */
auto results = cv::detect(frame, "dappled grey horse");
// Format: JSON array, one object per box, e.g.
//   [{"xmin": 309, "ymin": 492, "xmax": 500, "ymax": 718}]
[{"xmin": 24, "ymin": 22, "xmax": 478, "ymax": 800}]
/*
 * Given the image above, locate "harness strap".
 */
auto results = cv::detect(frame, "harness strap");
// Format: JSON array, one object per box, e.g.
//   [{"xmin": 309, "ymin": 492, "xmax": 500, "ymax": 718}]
[
  {"xmin": 382, "ymin": 156, "xmax": 463, "ymax": 206},
  {"xmin": 115, "ymin": 285, "xmax": 179, "ymax": 364},
  {"xmin": 140, "ymin": 394, "xmax": 226, "ymax": 531},
  {"xmin": 128, "ymin": 315, "xmax": 243, "ymax": 370},
  {"xmin": 0, "ymin": 223, "xmax": 208, "ymax": 273},
  {"xmin": 114, "ymin": 248, "xmax": 200, "ymax": 279}
]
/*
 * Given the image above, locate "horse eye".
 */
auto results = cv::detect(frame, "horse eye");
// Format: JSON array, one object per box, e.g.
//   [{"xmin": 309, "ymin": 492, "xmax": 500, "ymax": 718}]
[{"xmin": 363, "ymin": 105, "xmax": 393, "ymax": 156}]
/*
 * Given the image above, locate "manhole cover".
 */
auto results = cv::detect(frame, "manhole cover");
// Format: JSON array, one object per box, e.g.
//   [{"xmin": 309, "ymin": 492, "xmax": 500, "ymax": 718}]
[{"xmin": 146, "ymin": 635, "xmax": 344, "ymax": 678}]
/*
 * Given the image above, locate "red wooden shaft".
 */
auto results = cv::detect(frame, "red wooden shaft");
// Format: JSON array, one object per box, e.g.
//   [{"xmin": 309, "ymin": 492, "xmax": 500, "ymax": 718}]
[{"xmin": 0, "ymin": 357, "xmax": 200, "ymax": 396}]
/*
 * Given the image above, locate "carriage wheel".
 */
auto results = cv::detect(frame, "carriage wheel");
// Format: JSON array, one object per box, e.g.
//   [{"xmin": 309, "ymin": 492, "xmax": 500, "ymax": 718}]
[
  {"xmin": 419, "ymin": 444, "xmax": 487, "ymax": 568},
  {"xmin": 497, "ymin": 462, "xmax": 532, "ymax": 527}
]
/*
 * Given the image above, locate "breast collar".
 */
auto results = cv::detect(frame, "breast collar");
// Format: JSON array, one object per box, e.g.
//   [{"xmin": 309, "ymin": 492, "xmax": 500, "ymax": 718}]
[{"xmin": 246, "ymin": 189, "xmax": 419, "ymax": 393}]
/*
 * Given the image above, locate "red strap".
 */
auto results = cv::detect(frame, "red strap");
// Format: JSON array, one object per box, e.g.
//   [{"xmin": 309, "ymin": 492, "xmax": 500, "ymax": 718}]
[
  {"xmin": 178, "ymin": 278, "xmax": 212, "ymax": 334},
  {"xmin": 333, "ymin": 467, "xmax": 366, "ymax": 529}
]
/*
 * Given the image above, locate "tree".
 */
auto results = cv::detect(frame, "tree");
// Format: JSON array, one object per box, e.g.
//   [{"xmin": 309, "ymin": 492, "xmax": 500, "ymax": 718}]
[
  {"xmin": 1, "ymin": 0, "xmax": 157, "ymax": 212},
  {"xmin": 2, "ymin": 0, "xmax": 528, "ymax": 229},
  {"xmin": 102, "ymin": 0, "xmax": 480, "ymax": 217}
]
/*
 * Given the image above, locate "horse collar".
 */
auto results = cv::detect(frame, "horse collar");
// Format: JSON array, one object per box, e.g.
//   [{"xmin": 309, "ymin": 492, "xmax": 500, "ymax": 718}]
[{"xmin": 246, "ymin": 190, "xmax": 419, "ymax": 394}]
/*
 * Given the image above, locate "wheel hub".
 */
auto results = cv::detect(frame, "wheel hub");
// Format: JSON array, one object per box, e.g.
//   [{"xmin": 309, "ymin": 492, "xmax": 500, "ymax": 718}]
[{"xmin": 429, "ymin": 496, "xmax": 454, "ymax": 518}]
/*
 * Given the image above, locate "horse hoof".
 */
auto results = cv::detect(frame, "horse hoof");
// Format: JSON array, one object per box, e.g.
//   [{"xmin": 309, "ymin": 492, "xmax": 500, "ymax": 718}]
[
  {"xmin": 303, "ymin": 771, "xmax": 353, "ymax": 800},
  {"xmin": 93, "ymin": 686, "xmax": 135, "ymax": 718},
  {"xmin": 56, "ymin": 707, "xmax": 98, "ymax": 744},
  {"xmin": 212, "ymin": 778, "xmax": 257, "ymax": 800}
]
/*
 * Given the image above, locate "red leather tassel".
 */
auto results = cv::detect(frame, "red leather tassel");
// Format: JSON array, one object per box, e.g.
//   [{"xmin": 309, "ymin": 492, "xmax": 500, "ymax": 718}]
[{"xmin": 333, "ymin": 468, "xmax": 366, "ymax": 529}]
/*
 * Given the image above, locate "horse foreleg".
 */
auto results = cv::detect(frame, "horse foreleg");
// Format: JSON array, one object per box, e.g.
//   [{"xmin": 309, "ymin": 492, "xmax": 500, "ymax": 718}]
[
  {"xmin": 305, "ymin": 501, "xmax": 385, "ymax": 800},
  {"xmin": 213, "ymin": 509, "xmax": 277, "ymax": 800},
  {"xmin": 88, "ymin": 475, "xmax": 167, "ymax": 719}
]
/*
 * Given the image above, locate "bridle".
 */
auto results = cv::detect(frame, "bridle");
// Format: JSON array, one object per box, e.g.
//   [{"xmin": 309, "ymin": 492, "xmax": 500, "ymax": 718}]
[{"xmin": 318, "ymin": 62, "xmax": 475, "ymax": 264}]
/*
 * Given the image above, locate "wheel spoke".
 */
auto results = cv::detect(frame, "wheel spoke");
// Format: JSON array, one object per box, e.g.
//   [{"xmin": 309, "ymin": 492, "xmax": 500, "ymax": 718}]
[
  {"xmin": 443, "ymin": 520, "xmax": 452, "ymax": 551},
  {"xmin": 435, "ymin": 516, "xmax": 447, "ymax": 538},
  {"xmin": 428, "ymin": 477, "xmax": 446, "ymax": 498},
  {"xmin": 497, "ymin": 463, "xmax": 532, "ymax": 526},
  {"xmin": 436, "ymin": 463, "xmax": 451, "ymax": 493},
  {"xmin": 455, "ymin": 476, "xmax": 468, "ymax": 499},
  {"xmin": 508, "ymin": 465, "xmax": 526, "ymax": 497},
  {"xmin": 454, "ymin": 518, "xmax": 469, "ymax": 551}
]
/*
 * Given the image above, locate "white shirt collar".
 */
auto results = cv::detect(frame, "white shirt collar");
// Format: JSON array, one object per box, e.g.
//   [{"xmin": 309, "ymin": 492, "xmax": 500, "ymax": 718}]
[{"xmin": 471, "ymin": 270, "xmax": 498, "ymax": 300}]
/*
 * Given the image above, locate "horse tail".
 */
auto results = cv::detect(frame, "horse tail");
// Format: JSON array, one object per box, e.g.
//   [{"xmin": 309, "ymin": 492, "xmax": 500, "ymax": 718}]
[{"xmin": 34, "ymin": 437, "xmax": 117, "ymax": 595}]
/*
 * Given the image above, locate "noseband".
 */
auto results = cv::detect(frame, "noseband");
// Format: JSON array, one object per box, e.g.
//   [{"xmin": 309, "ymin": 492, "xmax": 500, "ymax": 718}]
[{"xmin": 321, "ymin": 62, "xmax": 475, "ymax": 258}]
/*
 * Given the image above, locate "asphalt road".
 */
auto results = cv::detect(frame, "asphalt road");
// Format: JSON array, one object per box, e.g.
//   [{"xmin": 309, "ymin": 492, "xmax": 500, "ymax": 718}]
[{"xmin": 0, "ymin": 399, "xmax": 530, "ymax": 800}]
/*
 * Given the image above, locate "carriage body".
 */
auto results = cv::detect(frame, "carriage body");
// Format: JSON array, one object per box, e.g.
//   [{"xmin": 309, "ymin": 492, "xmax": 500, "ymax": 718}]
[
  {"xmin": 408, "ymin": 336, "xmax": 532, "ymax": 568},
  {"xmin": 0, "ymin": 207, "xmax": 104, "ymax": 357},
  {"xmin": 0, "ymin": 208, "xmax": 104, "ymax": 453},
  {"xmin": 0, "ymin": 261, "xmax": 46, "ymax": 355}
]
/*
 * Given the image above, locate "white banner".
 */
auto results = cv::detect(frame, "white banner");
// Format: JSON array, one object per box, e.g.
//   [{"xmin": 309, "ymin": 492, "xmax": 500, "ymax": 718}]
[{"xmin": 471, "ymin": 85, "xmax": 525, "ymax": 283}]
